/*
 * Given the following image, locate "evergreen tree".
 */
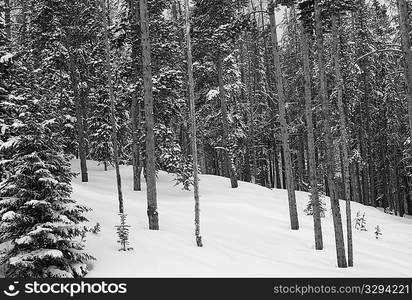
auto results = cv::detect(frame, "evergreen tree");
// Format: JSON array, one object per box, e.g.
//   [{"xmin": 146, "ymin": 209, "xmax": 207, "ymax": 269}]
[{"xmin": 0, "ymin": 100, "xmax": 93, "ymax": 277}]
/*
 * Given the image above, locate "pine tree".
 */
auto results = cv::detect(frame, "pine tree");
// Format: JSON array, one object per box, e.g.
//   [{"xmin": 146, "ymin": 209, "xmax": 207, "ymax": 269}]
[
  {"xmin": 314, "ymin": 0, "xmax": 347, "ymax": 267},
  {"xmin": 115, "ymin": 213, "xmax": 132, "ymax": 251},
  {"xmin": 140, "ymin": 0, "xmax": 159, "ymax": 230},
  {"xmin": 299, "ymin": 8, "xmax": 323, "ymax": 249},
  {"xmin": 101, "ymin": 0, "xmax": 124, "ymax": 213},
  {"xmin": 184, "ymin": 0, "xmax": 203, "ymax": 247},
  {"xmin": 0, "ymin": 105, "xmax": 93, "ymax": 277},
  {"xmin": 374, "ymin": 225, "xmax": 382, "ymax": 239},
  {"xmin": 268, "ymin": 0, "xmax": 299, "ymax": 230}
]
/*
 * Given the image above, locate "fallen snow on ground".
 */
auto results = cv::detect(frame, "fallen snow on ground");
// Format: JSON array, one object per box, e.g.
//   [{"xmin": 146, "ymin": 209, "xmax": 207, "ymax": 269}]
[{"xmin": 71, "ymin": 160, "xmax": 412, "ymax": 277}]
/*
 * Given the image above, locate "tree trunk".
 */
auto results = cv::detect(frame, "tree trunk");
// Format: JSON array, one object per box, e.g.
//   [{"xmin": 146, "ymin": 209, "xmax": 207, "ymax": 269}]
[
  {"xmin": 398, "ymin": 0, "xmax": 412, "ymax": 140},
  {"xmin": 68, "ymin": 54, "xmax": 88, "ymax": 183},
  {"xmin": 217, "ymin": 55, "xmax": 238, "ymax": 188},
  {"xmin": 314, "ymin": 0, "xmax": 347, "ymax": 267},
  {"xmin": 300, "ymin": 21, "xmax": 323, "ymax": 249},
  {"xmin": 140, "ymin": 0, "xmax": 159, "ymax": 230},
  {"xmin": 5, "ymin": 0, "xmax": 11, "ymax": 41},
  {"xmin": 184, "ymin": 0, "xmax": 203, "ymax": 247},
  {"xmin": 268, "ymin": 0, "xmax": 299, "ymax": 230},
  {"xmin": 130, "ymin": 0, "xmax": 142, "ymax": 191},
  {"xmin": 102, "ymin": 0, "xmax": 124, "ymax": 213},
  {"xmin": 332, "ymin": 14, "xmax": 353, "ymax": 267}
]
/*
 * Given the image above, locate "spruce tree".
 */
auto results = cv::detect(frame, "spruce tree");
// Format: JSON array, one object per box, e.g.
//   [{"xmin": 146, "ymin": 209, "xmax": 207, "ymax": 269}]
[{"xmin": 0, "ymin": 100, "xmax": 93, "ymax": 277}]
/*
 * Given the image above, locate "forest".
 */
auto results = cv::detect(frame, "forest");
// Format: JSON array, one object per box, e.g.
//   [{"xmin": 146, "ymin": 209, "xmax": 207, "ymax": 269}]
[{"xmin": 0, "ymin": 0, "xmax": 412, "ymax": 278}]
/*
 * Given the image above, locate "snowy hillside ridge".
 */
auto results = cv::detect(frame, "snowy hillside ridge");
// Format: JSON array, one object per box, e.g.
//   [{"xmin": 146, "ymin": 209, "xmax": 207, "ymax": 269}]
[{"xmin": 72, "ymin": 160, "xmax": 412, "ymax": 277}]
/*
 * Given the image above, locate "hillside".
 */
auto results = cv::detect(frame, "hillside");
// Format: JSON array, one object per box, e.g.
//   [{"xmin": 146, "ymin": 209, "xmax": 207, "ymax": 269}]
[{"xmin": 71, "ymin": 160, "xmax": 412, "ymax": 277}]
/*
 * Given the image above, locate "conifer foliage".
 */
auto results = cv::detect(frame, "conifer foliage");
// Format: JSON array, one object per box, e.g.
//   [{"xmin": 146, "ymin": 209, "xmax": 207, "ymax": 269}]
[{"xmin": 0, "ymin": 110, "xmax": 93, "ymax": 278}]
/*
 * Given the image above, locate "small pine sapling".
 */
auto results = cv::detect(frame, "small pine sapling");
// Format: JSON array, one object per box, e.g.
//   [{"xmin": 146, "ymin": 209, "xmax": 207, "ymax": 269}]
[
  {"xmin": 115, "ymin": 213, "xmax": 133, "ymax": 251},
  {"xmin": 354, "ymin": 211, "xmax": 361, "ymax": 230},
  {"xmin": 360, "ymin": 213, "xmax": 367, "ymax": 231},
  {"xmin": 374, "ymin": 225, "xmax": 382, "ymax": 239},
  {"xmin": 91, "ymin": 222, "xmax": 101, "ymax": 234},
  {"xmin": 304, "ymin": 192, "xmax": 326, "ymax": 217}
]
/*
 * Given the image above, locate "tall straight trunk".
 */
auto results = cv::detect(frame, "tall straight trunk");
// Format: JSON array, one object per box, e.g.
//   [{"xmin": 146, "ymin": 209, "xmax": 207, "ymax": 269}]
[
  {"xmin": 332, "ymin": 15, "xmax": 353, "ymax": 267},
  {"xmin": 217, "ymin": 55, "xmax": 238, "ymax": 188},
  {"xmin": 68, "ymin": 54, "xmax": 88, "ymax": 183},
  {"xmin": 393, "ymin": 147, "xmax": 403, "ymax": 216},
  {"xmin": 198, "ymin": 139, "xmax": 207, "ymax": 174},
  {"xmin": 184, "ymin": 0, "xmax": 202, "ymax": 247},
  {"xmin": 314, "ymin": 0, "xmax": 347, "ymax": 267},
  {"xmin": 274, "ymin": 143, "xmax": 281, "ymax": 188},
  {"xmin": 245, "ymin": 34, "xmax": 255, "ymax": 183},
  {"xmin": 5, "ymin": 0, "xmax": 11, "ymax": 41},
  {"xmin": 398, "ymin": 0, "xmax": 412, "ymax": 140},
  {"xmin": 130, "ymin": 0, "xmax": 142, "ymax": 191},
  {"xmin": 140, "ymin": 0, "xmax": 159, "ymax": 230},
  {"xmin": 102, "ymin": 0, "xmax": 124, "ymax": 213},
  {"xmin": 300, "ymin": 21, "xmax": 323, "ymax": 249},
  {"xmin": 249, "ymin": 40, "xmax": 258, "ymax": 184},
  {"xmin": 20, "ymin": 0, "xmax": 27, "ymax": 43},
  {"xmin": 80, "ymin": 86, "xmax": 89, "ymax": 157},
  {"xmin": 350, "ymin": 163, "xmax": 359, "ymax": 203},
  {"xmin": 268, "ymin": 0, "xmax": 299, "ymax": 230}
]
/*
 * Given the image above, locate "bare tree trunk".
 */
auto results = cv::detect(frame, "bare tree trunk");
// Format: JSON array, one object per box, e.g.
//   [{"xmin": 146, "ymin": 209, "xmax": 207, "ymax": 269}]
[
  {"xmin": 314, "ymin": 0, "xmax": 347, "ymax": 268},
  {"xmin": 130, "ymin": 0, "xmax": 142, "ymax": 191},
  {"xmin": 68, "ymin": 54, "xmax": 88, "ymax": 183},
  {"xmin": 332, "ymin": 14, "xmax": 353, "ymax": 267},
  {"xmin": 398, "ymin": 0, "xmax": 412, "ymax": 140},
  {"xmin": 300, "ymin": 21, "xmax": 323, "ymax": 249},
  {"xmin": 198, "ymin": 139, "xmax": 207, "ymax": 174},
  {"xmin": 140, "ymin": 0, "xmax": 159, "ymax": 230},
  {"xmin": 268, "ymin": 0, "xmax": 299, "ymax": 230},
  {"xmin": 102, "ymin": 0, "xmax": 124, "ymax": 213},
  {"xmin": 217, "ymin": 55, "xmax": 238, "ymax": 188},
  {"xmin": 5, "ymin": 0, "xmax": 11, "ymax": 41},
  {"xmin": 184, "ymin": 0, "xmax": 203, "ymax": 247}
]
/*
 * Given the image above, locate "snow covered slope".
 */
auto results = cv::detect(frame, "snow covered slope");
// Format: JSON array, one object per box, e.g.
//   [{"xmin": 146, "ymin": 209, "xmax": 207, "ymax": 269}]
[{"xmin": 71, "ymin": 160, "xmax": 412, "ymax": 277}]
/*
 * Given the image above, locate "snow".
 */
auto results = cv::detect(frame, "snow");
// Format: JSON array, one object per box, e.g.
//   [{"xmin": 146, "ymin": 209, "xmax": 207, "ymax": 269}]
[
  {"xmin": 0, "ymin": 53, "xmax": 14, "ymax": 63},
  {"xmin": 9, "ymin": 249, "xmax": 63, "ymax": 266},
  {"xmin": 206, "ymin": 89, "xmax": 219, "ymax": 100},
  {"xmin": 1, "ymin": 211, "xmax": 17, "ymax": 222},
  {"xmin": 0, "ymin": 137, "xmax": 20, "ymax": 151},
  {"xmin": 71, "ymin": 160, "xmax": 412, "ymax": 277}
]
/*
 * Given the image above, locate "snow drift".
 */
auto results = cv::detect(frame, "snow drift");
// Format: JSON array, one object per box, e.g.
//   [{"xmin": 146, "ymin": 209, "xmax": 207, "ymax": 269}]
[{"xmin": 71, "ymin": 160, "xmax": 412, "ymax": 277}]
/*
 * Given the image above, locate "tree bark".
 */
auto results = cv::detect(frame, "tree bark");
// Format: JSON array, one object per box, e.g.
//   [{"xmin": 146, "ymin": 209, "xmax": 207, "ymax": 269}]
[
  {"xmin": 300, "ymin": 21, "xmax": 323, "ymax": 249},
  {"xmin": 140, "ymin": 0, "xmax": 159, "ymax": 230},
  {"xmin": 398, "ymin": 0, "xmax": 412, "ymax": 141},
  {"xmin": 268, "ymin": 0, "xmax": 299, "ymax": 230},
  {"xmin": 102, "ymin": 0, "xmax": 124, "ymax": 213},
  {"xmin": 130, "ymin": 0, "xmax": 142, "ymax": 191},
  {"xmin": 185, "ymin": 0, "xmax": 203, "ymax": 247},
  {"xmin": 332, "ymin": 14, "xmax": 353, "ymax": 267},
  {"xmin": 314, "ymin": 0, "xmax": 347, "ymax": 267},
  {"xmin": 5, "ymin": 0, "xmax": 11, "ymax": 41},
  {"xmin": 217, "ymin": 55, "xmax": 238, "ymax": 188},
  {"xmin": 68, "ymin": 54, "xmax": 88, "ymax": 183}
]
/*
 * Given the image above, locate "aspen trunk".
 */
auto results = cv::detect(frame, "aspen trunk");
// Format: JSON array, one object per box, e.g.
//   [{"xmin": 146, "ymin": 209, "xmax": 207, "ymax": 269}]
[
  {"xmin": 332, "ymin": 14, "xmax": 353, "ymax": 267},
  {"xmin": 140, "ymin": 0, "xmax": 159, "ymax": 230},
  {"xmin": 268, "ymin": 0, "xmax": 299, "ymax": 230},
  {"xmin": 300, "ymin": 21, "xmax": 323, "ymax": 249},
  {"xmin": 314, "ymin": 0, "xmax": 347, "ymax": 267}
]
